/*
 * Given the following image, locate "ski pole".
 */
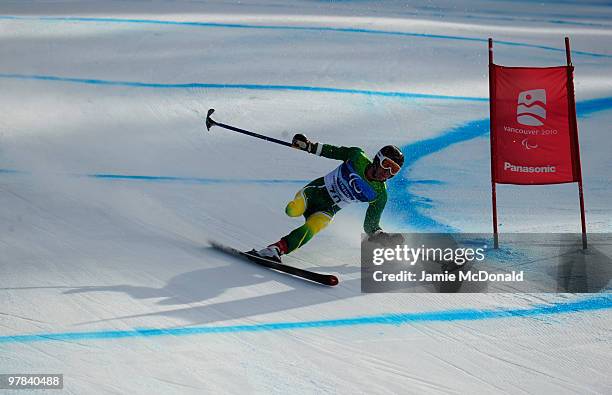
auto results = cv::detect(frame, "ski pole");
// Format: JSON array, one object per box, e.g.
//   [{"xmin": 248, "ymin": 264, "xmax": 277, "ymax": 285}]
[{"xmin": 205, "ymin": 109, "xmax": 292, "ymax": 147}]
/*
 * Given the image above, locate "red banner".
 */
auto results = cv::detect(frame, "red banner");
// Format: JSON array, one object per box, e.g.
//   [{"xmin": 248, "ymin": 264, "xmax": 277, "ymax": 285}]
[{"xmin": 490, "ymin": 65, "xmax": 579, "ymax": 184}]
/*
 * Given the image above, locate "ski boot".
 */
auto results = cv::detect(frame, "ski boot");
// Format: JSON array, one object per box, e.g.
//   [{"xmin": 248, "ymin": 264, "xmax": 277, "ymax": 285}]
[{"xmin": 249, "ymin": 245, "xmax": 282, "ymax": 263}]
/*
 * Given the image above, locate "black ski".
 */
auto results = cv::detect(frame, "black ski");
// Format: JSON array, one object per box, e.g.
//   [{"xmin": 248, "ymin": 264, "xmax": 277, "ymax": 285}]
[{"xmin": 209, "ymin": 241, "xmax": 339, "ymax": 286}]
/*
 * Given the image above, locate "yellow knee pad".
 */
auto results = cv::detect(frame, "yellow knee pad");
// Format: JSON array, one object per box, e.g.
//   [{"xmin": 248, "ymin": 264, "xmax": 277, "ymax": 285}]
[
  {"xmin": 285, "ymin": 190, "xmax": 306, "ymax": 217},
  {"xmin": 305, "ymin": 212, "xmax": 332, "ymax": 234}
]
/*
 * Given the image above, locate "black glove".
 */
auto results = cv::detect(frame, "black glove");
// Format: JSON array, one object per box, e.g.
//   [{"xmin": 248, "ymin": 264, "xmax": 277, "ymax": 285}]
[
  {"xmin": 292, "ymin": 133, "xmax": 319, "ymax": 154},
  {"xmin": 367, "ymin": 230, "xmax": 404, "ymax": 246}
]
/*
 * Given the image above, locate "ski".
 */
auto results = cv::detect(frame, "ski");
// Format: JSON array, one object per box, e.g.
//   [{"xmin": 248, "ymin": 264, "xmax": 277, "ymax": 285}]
[{"xmin": 209, "ymin": 241, "xmax": 339, "ymax": 286}]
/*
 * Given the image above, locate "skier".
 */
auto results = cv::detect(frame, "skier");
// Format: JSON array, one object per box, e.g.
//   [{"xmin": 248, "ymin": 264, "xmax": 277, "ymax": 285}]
[{"xmin": 252, "ymin": 134, "xmax": 404, "ymax": 263}]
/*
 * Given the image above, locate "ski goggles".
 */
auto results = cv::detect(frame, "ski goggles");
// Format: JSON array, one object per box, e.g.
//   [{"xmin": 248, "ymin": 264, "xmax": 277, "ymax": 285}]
[{"xmin": 375, "ymin": 152, "xmax": 401, "ymax": 176}]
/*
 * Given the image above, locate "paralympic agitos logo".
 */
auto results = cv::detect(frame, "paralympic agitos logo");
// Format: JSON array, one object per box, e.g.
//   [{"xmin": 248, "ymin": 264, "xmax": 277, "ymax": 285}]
[{"xmin": 348, "ymin": 172, "xmax": 362, "ymax": 194}]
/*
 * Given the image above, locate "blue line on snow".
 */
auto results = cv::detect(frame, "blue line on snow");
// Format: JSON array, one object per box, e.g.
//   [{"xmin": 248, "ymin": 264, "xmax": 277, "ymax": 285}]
[
  {"xmin": 389, "ymin": 119, "xmax": 490, "ymax": 232},
  {"xmin": 0, "ymin": 73, "xmax": 487, "ymax": 102},
  {"xmin": 0, "ymin": 169, "xmax": 22, "ymax": 174},
  {"xmin": 88, "ymin": 174, "xmax": 309, "ymax": 184},
  {"xmin": 576, "ymin": 96, "xmax": 612, "ymax": 116},
  {"xmin": 0, "ymin": 169, "xmax": 310, "ymax": 185},
  {"xmin": 0, "ymin": 15, "xmax": 610, "ymax": 58},
  {"xmin": 0, "ymin": 170, "xmax": 448, "ymax": 187},
  {"xmin": 0, "ymin": 295, "xmax": 609, "ymax": 344}
]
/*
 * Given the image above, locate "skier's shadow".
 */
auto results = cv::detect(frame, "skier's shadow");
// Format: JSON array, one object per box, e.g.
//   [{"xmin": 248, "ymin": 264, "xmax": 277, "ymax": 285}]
[
  {"xmin": 63, "ymin": 264, "xmax": 270, "ymax": 306},
  {"xmin": 67, "ymin": 246, "xmax": 362, "ymax": 327}
]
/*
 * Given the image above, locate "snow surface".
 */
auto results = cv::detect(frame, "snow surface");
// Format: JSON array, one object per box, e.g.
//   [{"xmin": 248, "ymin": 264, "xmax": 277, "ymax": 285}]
[{"xmin": 0, "ymin": 1, "xmax": 611, "ymax": 393}]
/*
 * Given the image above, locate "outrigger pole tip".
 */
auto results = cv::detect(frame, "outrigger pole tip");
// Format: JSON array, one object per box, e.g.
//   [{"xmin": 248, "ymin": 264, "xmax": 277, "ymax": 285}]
[{"xmin": 205, "ymin": 108, "xmax": 216, "ymax": 131}]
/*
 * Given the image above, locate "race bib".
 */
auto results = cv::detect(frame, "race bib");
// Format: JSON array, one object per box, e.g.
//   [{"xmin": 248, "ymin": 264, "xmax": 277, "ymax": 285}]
[{"xmin": 323, "ymin": 162, "xmax": 377, "ymax": 207}]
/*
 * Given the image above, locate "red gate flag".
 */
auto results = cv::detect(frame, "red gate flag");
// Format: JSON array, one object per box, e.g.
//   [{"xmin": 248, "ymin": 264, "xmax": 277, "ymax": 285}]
[
  {"xmin": 488, "ymin": 37, "xmax": 587, "ymax": 250},
  {"xmin": 490, "ymin": 65, "xmax": 580, "ymax": 185}
]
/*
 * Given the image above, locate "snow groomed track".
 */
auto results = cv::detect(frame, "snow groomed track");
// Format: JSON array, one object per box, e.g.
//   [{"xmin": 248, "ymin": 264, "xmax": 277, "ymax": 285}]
[{"xmin": 1, "ymin": 1, "xmax": 611, "ymax": 393}]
